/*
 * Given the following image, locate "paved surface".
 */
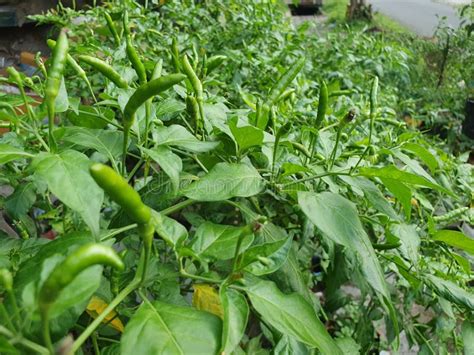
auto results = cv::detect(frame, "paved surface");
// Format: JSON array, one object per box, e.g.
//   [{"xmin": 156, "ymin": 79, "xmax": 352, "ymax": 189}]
[{"xmin": 370, "ymin": 0, "xmax": 463, "ymax": 36}]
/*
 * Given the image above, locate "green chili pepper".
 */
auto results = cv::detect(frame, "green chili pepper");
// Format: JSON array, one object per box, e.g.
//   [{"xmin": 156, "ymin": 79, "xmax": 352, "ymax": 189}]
[
  {"xmin": 182, "ymin": 55, "xmax": 203, "ymax": 100},
  {"xmin": 329, "ymin": 89, "xmax": 353, "ymax": 97},
  {"xmin": 182, "ymin": 55, "xmax": 205, "ymax": 135},
  {"xmin": 186, "ymin": 95, "xmax": 200, "ymax": 134},
  {"xmin": 89, "ymin": 163, "xmax": 151, "ymax": 224},
  {"xmin": 171, "ymin": 37, "xmax": 181, "ymax": 73},
  {"xmin": 268, "ymin": 56, "xmax": 305, "ymax": 105},
  {"xmin": 121, "ymin": 73, "xmax": 185, "ymax": 172},
  {"xmin": 314, "ymin": 80, "xmax": 328, "ymax": 129},
  {"xmin": 39, "ymin": 244, "xmax": 124, "ymax": 311},
  {"xmin": 0, "ymin": 268, "xmax": 13, "ymax": 293},
  {"xmin": 290, "ymin": 141, "xmax": 311, "ymax": 159},
  {"xmin": 78, "ymin": 55, "xmax": 128, "ymax": 89},
  {"xmin": 103, "ymin": 11, "xmax": 120, "ymax": 46},
  {"xmin": 47, "ymin": 39, "xmax": 96, "ymax": 102},
  {"xmin": 123, "ymin": 11, "xmax": 147, "ymax": 84},
  {"xmin": 38, "ymin": 243, "xmax": 123, "ymax": 353},
  {"xmin": 351, "ymin": 76, "xmax": 379, "ymax": 172},
  {"xmin": 123, "ymin": 73, "xmax": 186, "ymax": 130},
  {"xmin": 45, "ymin": 30, "xmax": 68, "ymax": 150},
  {"xmin": 372, "ymin": 241, "xmax": 401, "ymax": 250}
]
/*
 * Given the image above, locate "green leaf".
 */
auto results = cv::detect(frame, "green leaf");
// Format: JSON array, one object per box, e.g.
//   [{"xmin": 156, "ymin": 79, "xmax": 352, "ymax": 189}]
[
  {"xmin": 121, "ymin": 300, "xmax": 222, "ymax": 354},
  {"xmin": 220, "ymin": 287, "xmax": 249, "ymax": 354},
  {"xmin": 14, "ymin": 232, "xmax": 94, "ymax": 292},
  {"xmin": 41, "ymin": 255, "xmax": 102, "ymax": 319},
  {"xmin": 151, "ymin": 211, "xmax": 188, "ymax": 248},
  {"xmin": 142, "ymin": 146, "xmax": 182, "ymax": 191},
  {"xmin": 335, "ymin": 337, "xmax": 361, "ymax": 355},
  {"xmin": 13, "ymin": 233, "xmax": 99, "ymax": 339},
  {"xmin": 31, "ymin": 150, "xmax": 103, "ymax": 235},
  {"xmin": 229, "ymin": 122, "xmax": 264, "ymax": 152},
  {"xmin": 341, "ymin": 176, "xmax": 399, "ymax": 220},
  {"xmin": 54, "ymin": 77, "xmax": 69, "ymax": 114},
  {"xmin": 359, "ymin": 165, "xmax": 452, "ymax": 195},
  {"xmin": 66, "ymin": 105, "xmax": 112, "ymax": 129},
  {"xmin": 0, "ymin": 144, "xmax": 34, "ymax": 164},
  {"xmin": 154, "ymin": 124, "xmax": 219, "ymax": 153},
  {"xmin": 61, "ymin": 127, "xmax": 124, "ymax": 162},
  {"xmin": 191, "ymin": 222, "xmax": 254, "ymax": 260},
  {"xmin": 424, "ymin": 274, "xmax": 474, "ymax": 310},
  {"xmin": 0, "ymin": 336, "xmax": 19, "ymax": 354},
  {"xmin": 232, "ymin": 201, "xmax": 319, "ymax": 310},
  {"xmin": 243, "ymin": 279, "xmax": 341, "ymax": 354},
  {"xmin": 462, "ymin": 319, "xmax": 474, "ymax": 355},
  {"xmin": 380, "ymin": 177, "xmax": 412, "ymax": 219},
  {"xmin": 155, "ymin": 98, "xmax": 186, "ymax": 122},
  {"xmin": 5, "ymin": 182, "xmax": 36, "ymax": 219},
  {"xmin": 298, "ymin": 191, "xmax": 399, "ymax": 342},
  {"xmin": 402, "ymin": 142, "xmax": 438, "ymax": 173},
  {"xmin": 392, "ymin": 150, "xmax": 437, "ymax": 184},
  {"xmin": 274, "ymin": 335, "xmax": 311, "ymax": 355},
  {"xmin": 183, "ymin": 162, "xmax": 265, "ymax": 201},
  {"xmin": 433, "ymin": 230, "xmax": 474, "ymax": 256},
  {"xmin": 240, "ymin": 237, "xmax": 292, "ymax": 276},
  {"xmin": 390, "ymin": 224, "xmax": 420, "ymax": 263}
]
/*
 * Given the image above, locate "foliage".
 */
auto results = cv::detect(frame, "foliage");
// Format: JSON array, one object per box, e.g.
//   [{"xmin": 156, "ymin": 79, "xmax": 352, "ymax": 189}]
[{"xmin": 0, "ymin": 0, "xmax": 473, "ymax": 354}]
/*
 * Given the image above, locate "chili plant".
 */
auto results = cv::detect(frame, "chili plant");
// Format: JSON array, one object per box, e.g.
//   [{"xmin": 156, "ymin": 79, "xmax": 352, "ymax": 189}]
[{"xmin": 0, "ymin": 1, "xmax": 472, "ymax": 354}]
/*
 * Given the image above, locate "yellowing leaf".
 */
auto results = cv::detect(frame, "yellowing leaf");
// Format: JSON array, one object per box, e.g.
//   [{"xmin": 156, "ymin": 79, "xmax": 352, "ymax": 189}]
[
  {"xmin": 193, "ymin": 284, "xmax": 224, "ymax": 319},
  {"xmin": 86, "ymin": 296, "xmax": 124, "ymax": 332}
]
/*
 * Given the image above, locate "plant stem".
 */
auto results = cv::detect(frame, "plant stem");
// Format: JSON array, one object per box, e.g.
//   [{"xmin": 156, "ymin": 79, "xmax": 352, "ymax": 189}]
[
  {"xmin": 159, "ymin": 199, "xmax": 196, "ymax": 216},
  {"xmin": 328, "ymin": 126, "xmax": 343, "ymax": 170},
  {"xmin": 0, "ymin": 303, "xmax": 15, "ymax": 331},
  {"xmin": 144, "ymin": 100, "xmax": 152, "ymax": 147},
  {"xmin": 100, "ymin": 224, "xmax": 137, "ymax": 241},
  {"xmin": 178, "ymin": 258, "xmax": 222, "ymax": 284},
  {"xmin": 70, "ymin": 281, "xmax": 138, "ymax": 354},
  {"xmin": 0, "ymin": 325, "xmax": 49, "ymax": 355},
  {"xmin": 41, "ymin": 311, "xmax": 54, "ymax": 354},
  {"xmin": 281, "ymin": 170, "xmax": 351, "ymax": 188},
  {"xmin": 7, "ymin": 290, "xmax": 21, "ymax": 329},
  {"xmin": 231, "ymin": 227, "xmax": 251, "ymax": 272},
  {"xmin": 91, "ymin": 332, "xmax": 100, "ymax": 355}
]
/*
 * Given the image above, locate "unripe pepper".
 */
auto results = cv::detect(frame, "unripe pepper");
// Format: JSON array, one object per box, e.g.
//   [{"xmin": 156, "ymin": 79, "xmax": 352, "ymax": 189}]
[
  {"xmin": 103, "ymin": 11, "xmax": 120, "ymax": 45},
  {"xmin": 268, "ymin": 56, "xmax": 305, "ymax": 105},
  {"xmin": 39, "ymin": 244, "xmax": 124, "ymax": 312},
  {"xmin": 186, "ymin": 95, "xmax": 200, "ymax": 134},
  {"xmin": 123, "ymin": 10, "xmax": 146, "ymax": 85},
  {"xmin": 47, "ymin": 39, "xmax": 96, "ymax": 101},
  {"xmin": 78, "ymin": 55, "xmax": 128, "ymax": 89},
  {"xmin": 90, "ymin": 163, "xmax": 155, "ymax": 284},
  {"xmin": 45, "ymin": 30, "xmax": 68, "ymax": 150},
  {"xmin": 314, "ymin": 80, "xmax": 328, "ymax": 129},
  {"xmin": 89, "ymin": 163, "xmax": 151, "ymax": 224},
  {"xmin": 38, "ymin": 243, "xmax": 123, "ymax": 353},
  {"xmin": 182, "ymin": 55, "xmax": 205, "ymax": 135},
  {"xmin": 123, "ymin": 73, "xmax": 186, "ymax": 131}
]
